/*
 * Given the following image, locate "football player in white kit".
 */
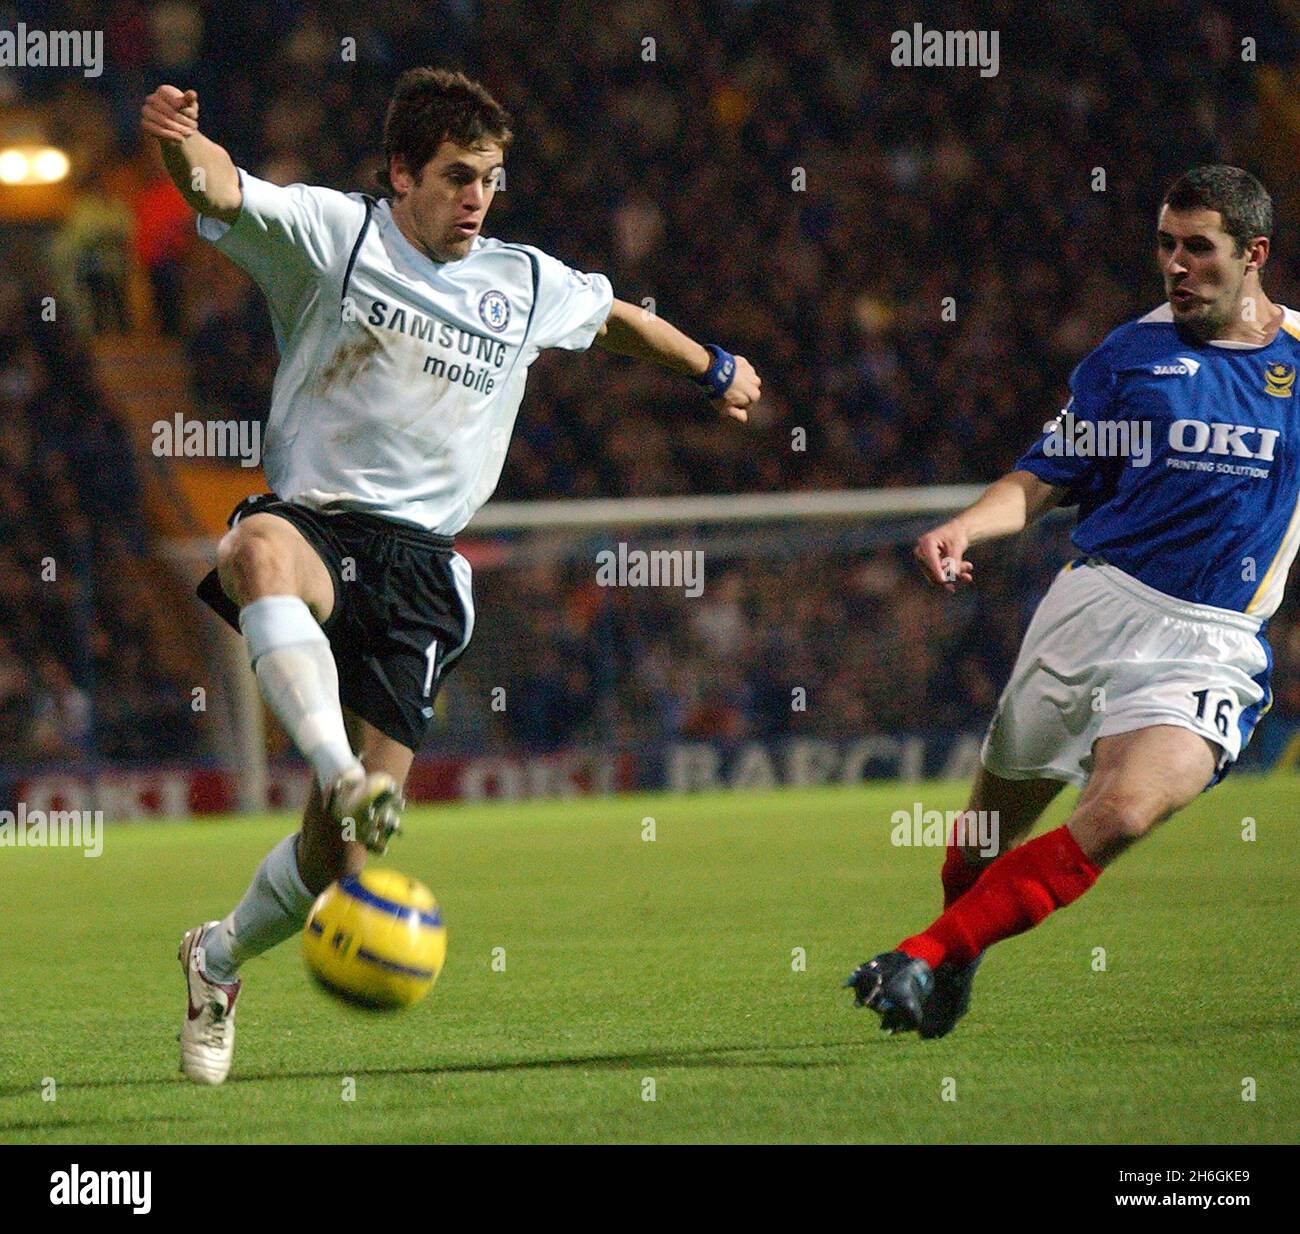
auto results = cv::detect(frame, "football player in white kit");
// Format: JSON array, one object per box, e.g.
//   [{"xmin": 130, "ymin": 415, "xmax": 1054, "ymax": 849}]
[{"xmin": 141, "ymin": 67, "xmax": 760, "ymax": 1083}]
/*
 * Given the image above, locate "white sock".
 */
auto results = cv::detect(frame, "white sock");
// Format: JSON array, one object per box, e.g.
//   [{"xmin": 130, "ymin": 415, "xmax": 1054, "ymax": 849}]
[
  {"xmin": 239, "ymin": 594, "xmax": 359, "ymax": 790},
  {"xmin": 202, "ymin": 833, "xmax": 316, "ymax": 981}
]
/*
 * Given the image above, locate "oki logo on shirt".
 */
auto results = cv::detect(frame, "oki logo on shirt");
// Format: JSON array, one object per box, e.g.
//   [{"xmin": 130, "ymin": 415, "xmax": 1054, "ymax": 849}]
[{"xmin": 1167, "ymin": 419, "xmax": 1280, "ymax": 462}]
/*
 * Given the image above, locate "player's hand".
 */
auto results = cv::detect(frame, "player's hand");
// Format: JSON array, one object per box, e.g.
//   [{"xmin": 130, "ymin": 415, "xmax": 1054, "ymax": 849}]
[
  {"xmin": 915, "ymin": 522, "xmax": 974, "ymax": 593},
  {"xmin": 711, "ymin": 354, "xmax": 760, "ymax": 423},
  {"xmin": 141, "ymin": 85, "xmax": 200, "ymax": 144}
]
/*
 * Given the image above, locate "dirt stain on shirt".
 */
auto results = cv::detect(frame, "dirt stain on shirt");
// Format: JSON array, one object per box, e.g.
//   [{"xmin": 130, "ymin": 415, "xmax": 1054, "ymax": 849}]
[{"xmin": 315, "ymin": 328, "xmax": 383, "ymax": 397}]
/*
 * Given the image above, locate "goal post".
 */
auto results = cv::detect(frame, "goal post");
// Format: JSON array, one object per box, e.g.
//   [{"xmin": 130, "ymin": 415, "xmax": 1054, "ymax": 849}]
[
  {"xmin": 157, "ymin": 539, "xmax": 269, "ymax": 812},
  {"xmin": 468, "ymin": 485, "xmax": 988, "ymax": 530}
]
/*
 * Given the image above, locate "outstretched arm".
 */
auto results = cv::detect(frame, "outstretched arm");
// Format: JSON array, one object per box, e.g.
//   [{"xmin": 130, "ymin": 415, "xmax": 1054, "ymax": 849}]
[
  {"xmin": 914, "ymin": 470, "xmax": 1064, "ymax": 591},
  {"xmin": 141, "ymin": 85, "xmax": 242, "ymax": 223},
  {"xmin": 594, "ymin": 298, "xmax": 761, "ymax": 422}
]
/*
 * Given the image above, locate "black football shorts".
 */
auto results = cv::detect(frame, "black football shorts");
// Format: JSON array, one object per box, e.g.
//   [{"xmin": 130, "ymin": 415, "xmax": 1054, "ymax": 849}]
[{"xmin": 197, "ymin": 493, "xmax": 474, "ymax": 751}]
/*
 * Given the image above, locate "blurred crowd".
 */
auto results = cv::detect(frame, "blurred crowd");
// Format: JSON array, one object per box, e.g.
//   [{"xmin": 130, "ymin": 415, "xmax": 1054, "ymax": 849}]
[
  {"xmin": 0, "ymin": 270, "xmax": 203, "ymax": 763},
  {"xmin": 8, "ymin": 0, "xmax": 1300, "ymax": 767}
]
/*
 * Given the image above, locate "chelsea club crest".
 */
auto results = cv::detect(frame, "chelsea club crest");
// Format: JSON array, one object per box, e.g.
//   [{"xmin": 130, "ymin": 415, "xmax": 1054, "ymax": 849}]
[{"xmin": 479, "ymin": 290, "xmax": 510, "ymax": 332}]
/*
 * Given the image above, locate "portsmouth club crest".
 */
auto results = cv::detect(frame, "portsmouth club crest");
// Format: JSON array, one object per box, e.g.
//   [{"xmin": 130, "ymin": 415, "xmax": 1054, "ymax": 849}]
[
  {"xmin": 1264, "ymin": 362, "xmax": 1295, "ymax": 399},
  {"xmin": 479, "ymin": 290, "xmax": 510, "ymax": 332}
]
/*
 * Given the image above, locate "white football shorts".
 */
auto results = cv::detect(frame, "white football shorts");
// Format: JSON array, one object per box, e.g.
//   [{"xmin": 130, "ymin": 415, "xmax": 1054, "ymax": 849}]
[{"xmin": 981, "ymin": 558, "xmax": 1272, "ymax": 786}]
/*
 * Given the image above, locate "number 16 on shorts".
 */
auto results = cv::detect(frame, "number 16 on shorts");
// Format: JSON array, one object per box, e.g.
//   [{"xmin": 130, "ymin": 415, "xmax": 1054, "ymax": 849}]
[{"xmin": 1191, "ymin": 688, "xmax": 1234, "ymax": 737}]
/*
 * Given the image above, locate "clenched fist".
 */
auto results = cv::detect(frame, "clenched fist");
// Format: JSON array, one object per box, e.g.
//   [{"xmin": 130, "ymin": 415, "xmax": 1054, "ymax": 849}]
[
  {"xmin": 712, "ymin": 354, "xmax": 761, "ymax": 423},
  {"xmin": 141, "ymin": 85, "xmax": 200, "ymax": 143}
]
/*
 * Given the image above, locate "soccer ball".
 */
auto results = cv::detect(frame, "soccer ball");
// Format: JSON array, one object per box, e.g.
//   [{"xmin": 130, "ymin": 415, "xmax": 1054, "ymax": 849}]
[{"xmin": 303, "ymin": 869, "xmax": 447, "ymax": 1011}]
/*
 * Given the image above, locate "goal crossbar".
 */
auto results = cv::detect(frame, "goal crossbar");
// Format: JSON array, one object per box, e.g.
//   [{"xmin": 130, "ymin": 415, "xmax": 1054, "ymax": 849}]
[{"xmin": 466, "ymin": 485, "xmax": 987, "ymax": 532}]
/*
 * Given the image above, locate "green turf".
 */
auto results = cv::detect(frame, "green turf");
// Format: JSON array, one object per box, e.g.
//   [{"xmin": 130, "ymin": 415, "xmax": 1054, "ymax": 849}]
[{"xmin": 1, "ymin": 779, "xmax": 1295, "ymax": 1143}]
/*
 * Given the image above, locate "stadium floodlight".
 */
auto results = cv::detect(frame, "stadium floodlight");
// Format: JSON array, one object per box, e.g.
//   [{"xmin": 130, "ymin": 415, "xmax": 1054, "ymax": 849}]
[{"xmin": 0, "ymin": 144, "xmax": 70, "ymax": 185}]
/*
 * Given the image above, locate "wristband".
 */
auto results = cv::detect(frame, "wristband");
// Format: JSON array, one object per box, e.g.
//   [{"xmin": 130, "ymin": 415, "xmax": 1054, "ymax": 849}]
[{"xmin": 692, "ymin": 344, "xmax": 737, "ymax": 398}]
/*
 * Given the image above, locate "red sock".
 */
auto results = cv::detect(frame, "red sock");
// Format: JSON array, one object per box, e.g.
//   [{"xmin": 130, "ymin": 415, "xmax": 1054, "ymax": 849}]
[
  {"xmin": 941, "ymin": 839, "xmax": 984, "ymax": 908},
  {"xmin": 901, "ymin": 826, "xmax": 1101, "ymax": 969}
]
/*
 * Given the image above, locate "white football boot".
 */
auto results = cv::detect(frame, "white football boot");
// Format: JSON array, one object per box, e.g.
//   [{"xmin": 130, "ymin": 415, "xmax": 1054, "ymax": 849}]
[
  {"xmin": 326, "ymin": 766, "xmax": 404, "ymax": 854},
  {"xmin": 178, "ymin": 921, "xmax": 241, "ymax": 1085}
]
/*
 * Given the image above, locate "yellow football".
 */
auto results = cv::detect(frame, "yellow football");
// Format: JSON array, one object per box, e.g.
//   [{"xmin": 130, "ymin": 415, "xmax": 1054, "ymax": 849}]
[{"xmin": 303, "ymin": 868, "xmax": 446, "ymax": 1011}]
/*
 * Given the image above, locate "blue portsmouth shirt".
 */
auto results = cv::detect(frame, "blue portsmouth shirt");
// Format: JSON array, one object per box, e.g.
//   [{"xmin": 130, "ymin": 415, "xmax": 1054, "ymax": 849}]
[{"xmin": 1017, "ymin": 303, "xmax": 1300, "ymax": 622}]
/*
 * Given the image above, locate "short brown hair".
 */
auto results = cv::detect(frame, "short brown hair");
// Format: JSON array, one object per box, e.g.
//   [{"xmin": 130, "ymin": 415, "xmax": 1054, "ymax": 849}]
[
  {"xmin": 1161, "ymin": 165, "xmax": 1273, "ymax": 258},
  {"xmin": 376, "ymin": 67, "xmax": 513, "ymax": 197}
]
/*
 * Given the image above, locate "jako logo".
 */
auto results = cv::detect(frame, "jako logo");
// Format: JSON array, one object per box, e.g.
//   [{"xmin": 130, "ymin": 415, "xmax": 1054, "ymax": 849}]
[
  {"xmin": 1168, "ymin": 419, "xmax": 1279, "ymax": 461},
  {"xmin": 50, "ymin": 1165, "xmax": 151, "ymax": 1215},
  {"xmin": 1152, "ymin": 356, "xmax": 1202, "ymax": 376}
]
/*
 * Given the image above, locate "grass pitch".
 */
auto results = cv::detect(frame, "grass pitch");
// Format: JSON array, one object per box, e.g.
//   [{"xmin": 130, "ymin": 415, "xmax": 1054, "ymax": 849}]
[{"xmin": 1, "ymin": 780, "xmax": 1295, "ymax": 1144}]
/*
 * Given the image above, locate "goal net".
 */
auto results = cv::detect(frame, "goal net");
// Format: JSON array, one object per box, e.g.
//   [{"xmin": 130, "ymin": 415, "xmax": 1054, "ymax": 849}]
[
  {"xmin": 49, "ymin": 483, "xmax": 1296, "ymax": 819},
  {"xmin": 158, "ymin": 487, "xmax": 1080, "ymax": 811}
]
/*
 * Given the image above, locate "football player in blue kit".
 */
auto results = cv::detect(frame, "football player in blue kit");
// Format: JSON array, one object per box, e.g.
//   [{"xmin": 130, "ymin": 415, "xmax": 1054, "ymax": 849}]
[{"xmin": 849, "ymin": 166, "xmax": 1297, "ymax": 1036}]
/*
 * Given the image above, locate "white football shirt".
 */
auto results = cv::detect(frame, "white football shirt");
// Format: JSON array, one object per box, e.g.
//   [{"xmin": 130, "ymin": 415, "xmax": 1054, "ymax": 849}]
[{"xmin": 197, "ymin": 170, "xmax": 614, "ymax": 534}]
